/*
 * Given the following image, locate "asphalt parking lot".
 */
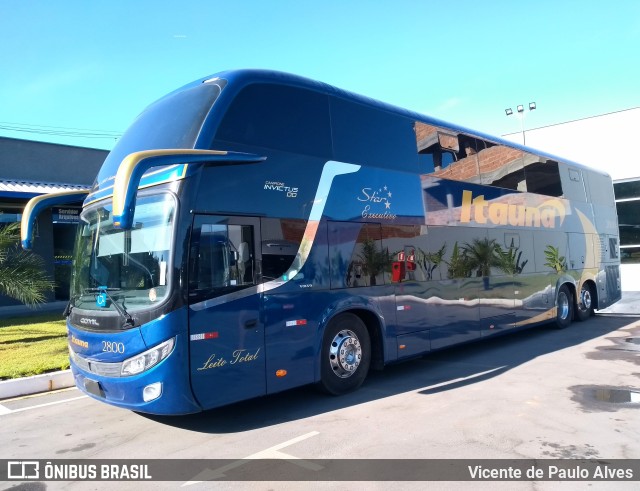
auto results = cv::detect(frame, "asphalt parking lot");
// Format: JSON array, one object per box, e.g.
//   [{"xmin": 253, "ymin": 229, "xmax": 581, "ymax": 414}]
[{"xmin": 1, "ymin": 311, "xmax": 639, "ymax": 490}]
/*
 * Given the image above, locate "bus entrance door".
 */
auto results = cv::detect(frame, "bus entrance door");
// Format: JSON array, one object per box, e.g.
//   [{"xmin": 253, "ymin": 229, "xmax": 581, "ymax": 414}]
[{"xmin": 187, "ymin": 215, "xmax": 266, "ymax": 409}]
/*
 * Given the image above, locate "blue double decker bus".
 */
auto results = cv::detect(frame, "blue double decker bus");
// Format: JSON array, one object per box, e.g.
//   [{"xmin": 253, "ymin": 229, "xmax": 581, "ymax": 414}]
[{"xmin": 22, "ymin": 70, "xmax": 621, "ymax": 414}]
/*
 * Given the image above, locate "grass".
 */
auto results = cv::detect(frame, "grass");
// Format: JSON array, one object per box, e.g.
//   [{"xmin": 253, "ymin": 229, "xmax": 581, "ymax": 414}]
[{"xmin": 0, "ymin": 314, "xmax": 69, "ymax": 380}]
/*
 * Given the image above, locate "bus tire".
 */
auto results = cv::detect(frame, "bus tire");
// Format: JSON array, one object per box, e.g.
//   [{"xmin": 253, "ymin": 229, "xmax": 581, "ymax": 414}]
[
  {"xmin": 575, "ymin": 282, "xmax": 595, "ymax": 322},
  {"xmin": 319, "ymin": 313, "xmax": 371, "ymax": 395},
  {"xmin": 555, "ymin": 284, "xmax": 573, "ymax": 329}
]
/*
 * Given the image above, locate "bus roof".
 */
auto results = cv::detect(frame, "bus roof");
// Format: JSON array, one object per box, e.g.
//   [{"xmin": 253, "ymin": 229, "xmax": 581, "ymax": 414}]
[
  {"xmin": 91, "ymin": 68, "xmax": 610, "ymax": 204},
  {"xmin": 195, "ymin": 69, "xmax": 609, "ymax": 178}
]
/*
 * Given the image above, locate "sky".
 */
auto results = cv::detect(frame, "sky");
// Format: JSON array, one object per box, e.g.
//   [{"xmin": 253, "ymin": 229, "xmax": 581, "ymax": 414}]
[{"xmin": 2, "ymin": 0, "xmax": 640, "ymax": 151}]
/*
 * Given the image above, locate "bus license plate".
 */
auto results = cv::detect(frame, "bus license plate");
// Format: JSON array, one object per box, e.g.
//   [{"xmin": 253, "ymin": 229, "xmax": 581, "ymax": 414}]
[{"xmin": 84, "ymin": 379, "xmax": 105, "ymax": 398}]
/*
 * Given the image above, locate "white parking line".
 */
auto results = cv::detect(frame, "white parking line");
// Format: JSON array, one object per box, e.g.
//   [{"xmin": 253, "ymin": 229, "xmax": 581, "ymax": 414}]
[
  {"xmin": 0, "ymin": 395, "xmax": 88, "ymax": 416},
  {"xmin": 182, "ymin": 430, "xmax": 321, "ymax": 485}
]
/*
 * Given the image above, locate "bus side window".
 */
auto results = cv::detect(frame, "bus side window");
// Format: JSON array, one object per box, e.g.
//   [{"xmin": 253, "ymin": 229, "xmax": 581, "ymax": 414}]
[
  {"xmin": 215, "ymin": 84, "xmax": 332, "ymax": 157},
  {"xmin": 260, "ymin": 218, "xmax": 306, "ymax": 282},
  {"xmin": 524, "ymin": 158, "xmax": 563, "ymax": 197},
  {"xmin": 331, "ymin": 97, "xmax": 417, "ymax": 170},
  {"xmin": 477, "ymin": 141, "xmax": 526, "ymax": 191},
  {"xmin": 329, "ymin": 222, "xmax": 386, "ymax": 288},
  {"xmin": 188, "ymin": 220, "xmax": 257, "ymax": 302},
  {"xmin": 415, "ymin": 122, "xmax": 481, "ymax": 182}
]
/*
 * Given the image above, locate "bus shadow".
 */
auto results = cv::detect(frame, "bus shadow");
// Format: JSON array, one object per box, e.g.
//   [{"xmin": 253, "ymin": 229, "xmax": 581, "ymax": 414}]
[{"xmin": 142, "ymin": 315, "xmax": 639, "ymax": 433}]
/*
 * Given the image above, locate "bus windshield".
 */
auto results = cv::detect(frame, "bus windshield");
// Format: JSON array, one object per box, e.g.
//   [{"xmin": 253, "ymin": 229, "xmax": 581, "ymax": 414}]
[{"xmin": 71, "ymin": 193, "xmax": 175, "ymax": 316}]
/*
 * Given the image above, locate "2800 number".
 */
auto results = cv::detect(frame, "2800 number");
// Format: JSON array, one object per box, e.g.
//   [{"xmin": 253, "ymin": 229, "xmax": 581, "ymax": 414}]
[{"xmin": 102, "ymin": 341, "xmax": 125, "ymax": 354}]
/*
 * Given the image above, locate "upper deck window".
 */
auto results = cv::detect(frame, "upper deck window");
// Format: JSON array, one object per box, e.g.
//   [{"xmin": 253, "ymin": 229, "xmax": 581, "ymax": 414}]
[
  {"xmin": 101, "ymin": 83, "xmax": 222, "ymax": 178},
  {"xmin": 216, "ymin": 84, "xmax": 332, "ymax": 157},
  {"xmin": 415, "ymin": 121, "xmax": 564, "ymax": 197},
  {"xmin": 330, "ymin": 98, "xmax": 416, "ymax": 169},
  {"xmin": 524, "ymin": 160, "xmax": 563, "ymax": 196}
]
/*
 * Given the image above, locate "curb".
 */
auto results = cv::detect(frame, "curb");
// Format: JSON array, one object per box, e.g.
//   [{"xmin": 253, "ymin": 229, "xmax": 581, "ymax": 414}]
[{"xmin": 0, "ymin": 370, "xmax": 75, "ymax": 400}]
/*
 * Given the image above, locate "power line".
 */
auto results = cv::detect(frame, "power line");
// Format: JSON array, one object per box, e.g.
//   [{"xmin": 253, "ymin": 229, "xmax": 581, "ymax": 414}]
[{"xmin": 0, "ymin": 121, "xmax": 122, "ymax": 140}]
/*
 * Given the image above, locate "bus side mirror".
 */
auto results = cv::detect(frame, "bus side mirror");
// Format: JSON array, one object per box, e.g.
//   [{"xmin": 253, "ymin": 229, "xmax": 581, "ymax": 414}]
[
  {"xmin": 112, "ymin": 149, "xmax": 266, "ymax": 230},
  {"xmin": 21, "ymin": 189, "xmax": 90, "ymax": 249}
]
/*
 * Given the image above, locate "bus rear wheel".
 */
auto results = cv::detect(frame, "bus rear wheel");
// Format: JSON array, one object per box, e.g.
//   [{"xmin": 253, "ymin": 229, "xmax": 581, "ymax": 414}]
[
  {"xmin": 554, "ymin": 284, "xmax": 574, "ymax": 329},
  {"xmin": 319, "ymin": 313, "xmax": 371, "ymax": 395},
  {"xmin": 575, "ymin": 283, "xmax": 595, "ymax": 321}
]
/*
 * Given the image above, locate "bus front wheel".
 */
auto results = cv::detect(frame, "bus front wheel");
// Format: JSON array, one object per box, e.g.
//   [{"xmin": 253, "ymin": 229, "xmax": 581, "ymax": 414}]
[
  {"xmin": 555, "ymin": 284, "xmax": 574, "ymax": 329},
  {"xmin": 319, "ymin": 313, "xmax": 371, "ymax": 395}
]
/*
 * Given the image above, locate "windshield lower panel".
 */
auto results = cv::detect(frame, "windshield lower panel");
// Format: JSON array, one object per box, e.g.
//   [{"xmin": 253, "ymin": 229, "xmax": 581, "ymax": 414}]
[{"xmin": 71, "ymin": 193, "xmax": 176, "ymax": 319}]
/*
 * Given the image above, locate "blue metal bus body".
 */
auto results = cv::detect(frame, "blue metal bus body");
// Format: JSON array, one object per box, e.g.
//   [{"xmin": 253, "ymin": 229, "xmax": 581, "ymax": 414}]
[{"xmin": 22, "ymin": 70, "xmax": 621, "ymax": 414}]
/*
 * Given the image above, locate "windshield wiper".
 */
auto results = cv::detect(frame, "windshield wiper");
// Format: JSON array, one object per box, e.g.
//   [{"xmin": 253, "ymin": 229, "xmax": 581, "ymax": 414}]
[{"xmin": 84, "ymin": 287, "xmax": 135, "ymax": 328}]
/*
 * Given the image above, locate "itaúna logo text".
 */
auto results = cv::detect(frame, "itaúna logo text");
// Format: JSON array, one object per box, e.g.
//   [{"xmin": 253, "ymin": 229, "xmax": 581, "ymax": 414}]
[
  {"xmin": 71, "ymin": 335, "xmax": 89, "ymax": 349},
  {"xmin": 460, "ymin": 190, "xmax": 566, "ymax": 228}
]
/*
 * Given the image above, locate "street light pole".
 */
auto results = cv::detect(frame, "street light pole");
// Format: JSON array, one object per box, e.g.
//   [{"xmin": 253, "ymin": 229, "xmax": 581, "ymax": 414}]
[{"xmin": 505, "ymin": 102, "xmax": 536, "ymax": 145}]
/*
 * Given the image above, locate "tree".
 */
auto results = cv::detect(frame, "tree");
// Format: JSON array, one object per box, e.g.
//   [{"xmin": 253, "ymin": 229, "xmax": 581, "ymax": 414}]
[
  {"xmin": 462, "ymin": 237, "xmax": 504, "ymax": 289},
  {"xmin": 358, "ymin": 238, "xmax": 391, "ymax": 286},
  {"xmin": 543, "ymin": 244, "xmax": 567, "ymax": 273},
  {"xmin": 0, "ymin": 222, "xmax": 55, "ymax": 305},
  {"xmin": 446, "ymin": 241, "xmax": 471, "ymax": 279},
  {"xmin": 496, "ymin": 239, "xmax": 528, "ymax": 275},
  {"xmin": 417, "ymin": 244, "xmax": 446, "ymax": 280},
  {"xmin": 462, "ymin": 237, "xmax": 503, "ymax": 277}
]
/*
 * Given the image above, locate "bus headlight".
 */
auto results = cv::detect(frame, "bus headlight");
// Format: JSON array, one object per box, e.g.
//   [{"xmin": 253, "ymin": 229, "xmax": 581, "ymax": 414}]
[{"xmin": 121, "ymin": 338, "xmax": 175, "ymax": 376}]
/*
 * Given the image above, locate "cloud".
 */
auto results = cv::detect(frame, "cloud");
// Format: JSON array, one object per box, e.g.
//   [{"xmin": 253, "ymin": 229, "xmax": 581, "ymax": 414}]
[
  {"xmin": 19, "ymin": 64, "xmax": 101, "ymax": 98},
  {"xmin": 437, "ymin": 97, "xmax": 463, "ymax": 112}
]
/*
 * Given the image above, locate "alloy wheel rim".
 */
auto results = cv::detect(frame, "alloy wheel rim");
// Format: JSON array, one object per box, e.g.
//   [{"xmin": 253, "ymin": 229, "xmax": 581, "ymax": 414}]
[
  {"xmin": 329, "ymin": 329, "xmax": 362, "ymax": 378},
  {"xmin": 580, "ymin": 288, "xmax": 592, "ymax": 311},
  {"xmin": 558, "ymin": 291, "xmax": 570, "ymax": 320}
]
